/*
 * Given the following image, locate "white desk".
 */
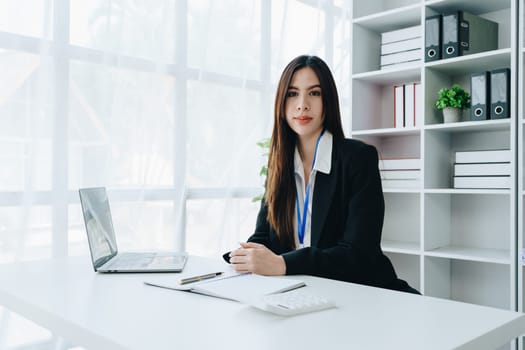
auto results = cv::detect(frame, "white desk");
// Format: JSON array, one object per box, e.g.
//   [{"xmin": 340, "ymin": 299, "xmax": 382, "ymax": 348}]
[{"xmin": 0, "ymin": 256, "xmax": 524, "ymax": 350}]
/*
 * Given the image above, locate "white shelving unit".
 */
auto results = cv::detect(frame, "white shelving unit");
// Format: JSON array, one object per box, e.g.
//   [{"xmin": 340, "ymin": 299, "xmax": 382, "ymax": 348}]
[
  {"xmin": 350, "ymin": 1, "xmax": 518, "ymax": 348},
  {"xmin": 518, "ymin": 0, "xmax": 525, "ymax": 349}
]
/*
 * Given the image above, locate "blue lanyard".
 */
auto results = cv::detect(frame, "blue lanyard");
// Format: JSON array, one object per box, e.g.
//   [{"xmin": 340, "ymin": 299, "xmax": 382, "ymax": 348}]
[{"xmin": 295, "ymin": 129, "xmax": 325, "ymax": 247}]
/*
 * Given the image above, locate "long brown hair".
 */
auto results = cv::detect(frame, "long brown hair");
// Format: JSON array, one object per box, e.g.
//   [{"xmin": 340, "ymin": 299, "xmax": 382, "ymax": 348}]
[{"xmin": 266, "ymin": 55, "xmax": 345, "ymax": 247}]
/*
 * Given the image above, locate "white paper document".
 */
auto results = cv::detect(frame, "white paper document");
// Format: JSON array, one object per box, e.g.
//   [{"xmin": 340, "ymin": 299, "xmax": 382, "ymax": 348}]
[{"xmin": 145, "ymin": 272, "xmax": 305, "ymax": 303}]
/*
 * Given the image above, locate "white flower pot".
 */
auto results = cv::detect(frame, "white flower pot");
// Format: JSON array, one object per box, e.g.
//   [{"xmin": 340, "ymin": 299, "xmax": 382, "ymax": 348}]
[{"xmin": 442, "ymin": 107, "xmax": 462, "ymax": 123}]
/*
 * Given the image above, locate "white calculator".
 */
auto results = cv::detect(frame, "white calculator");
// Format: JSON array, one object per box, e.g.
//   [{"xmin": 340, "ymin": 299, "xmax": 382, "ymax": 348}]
[{"xmin": 250, "ymin": 289, "xmax": 336, "ymax": 316}]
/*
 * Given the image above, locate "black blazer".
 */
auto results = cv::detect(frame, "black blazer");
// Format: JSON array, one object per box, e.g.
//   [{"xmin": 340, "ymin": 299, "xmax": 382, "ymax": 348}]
[{"xmin": 226, "ymin": 138, "xmax": 418, "ymax": 294}]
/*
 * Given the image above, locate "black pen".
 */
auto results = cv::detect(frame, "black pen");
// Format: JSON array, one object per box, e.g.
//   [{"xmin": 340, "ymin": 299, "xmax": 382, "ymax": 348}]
[{"xmin": 178, "ymin": 272, "xmax": 223, "ymax": 285}]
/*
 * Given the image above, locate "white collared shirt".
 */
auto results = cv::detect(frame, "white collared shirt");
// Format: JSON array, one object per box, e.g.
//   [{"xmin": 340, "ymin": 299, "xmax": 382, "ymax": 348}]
[{"xmin": 293, "ymin": 131, "xmax": 333, "ymax": 249}]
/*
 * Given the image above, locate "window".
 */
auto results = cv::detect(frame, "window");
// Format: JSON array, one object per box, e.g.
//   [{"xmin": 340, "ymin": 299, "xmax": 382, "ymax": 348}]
[
  {"xmin": 0, "ymin": 0, "xmax": 351, "ymax": 261},
  {"xmin": 0, "ymin": 1, "xmax": 350, "ymax": 346}
]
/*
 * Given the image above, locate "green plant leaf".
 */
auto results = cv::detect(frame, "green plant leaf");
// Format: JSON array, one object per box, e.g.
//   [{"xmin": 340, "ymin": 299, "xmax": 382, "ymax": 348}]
[
  {"xmin": 253, "ymin": 137, "xmax": 270, "ymax": 202},
  {"xmin": 256, "ymin": 138, "xmax": 270, "ymax": 148},
  {"xmin": 435, "ymin": 83, "xmax": 471, "ymax": 110},
  {"xmin": 251, "ymin": 193, "xmax": 264, "ymax": 203}
]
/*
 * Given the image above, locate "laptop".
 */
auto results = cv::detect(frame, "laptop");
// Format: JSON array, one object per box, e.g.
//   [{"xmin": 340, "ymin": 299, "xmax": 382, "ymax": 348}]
[{"xmin": 79, "ymin": 187, "xmax": 187, "ymax": 273}]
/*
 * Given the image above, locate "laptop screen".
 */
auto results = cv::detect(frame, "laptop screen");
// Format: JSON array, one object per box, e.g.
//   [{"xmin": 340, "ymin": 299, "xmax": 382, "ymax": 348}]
[{"xmin": 79, "ymin": 188, "xmax": 118, "ymax": 269}]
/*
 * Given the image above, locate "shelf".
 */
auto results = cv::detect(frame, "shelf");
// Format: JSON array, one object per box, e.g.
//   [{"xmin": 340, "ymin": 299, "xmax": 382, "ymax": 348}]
[
  {"xmin": 425, "ymin": 0, "xmax": 510, "ymax": 15},
  {"xmin": 352, "ymin": 127, "xmax": 420, "ymax": 137},
  {"xmin": 425, "ymin": 188, "xmax": 511, "ymax": 195},
  {"xmin": 424, "ymin": 246, "xmax": 510, "ymax": 264},
  {"xmin": 424, "ymin": 119, "xmax": 511, "ymax": 133},
  {"xmin": 353, "ymin": 4, "xmax": 421, "ymax": 33},
  {"xmin": 383, "ymin": 188, "xmax": 421, "ymax": 194},
  {"xmin": 352, "ymin": 66, "xmax": 421, "ymax": 85},
  {"xmin": 351, "ymin": 0, "xmax": 519, "ymax": 316},
  {"xmin": 381, "ymin": 240, "xmax": 420, "ymax": 255},
  {"xmin": 425, "ymin": 48, "xmax": 511, "ymax": 75}
]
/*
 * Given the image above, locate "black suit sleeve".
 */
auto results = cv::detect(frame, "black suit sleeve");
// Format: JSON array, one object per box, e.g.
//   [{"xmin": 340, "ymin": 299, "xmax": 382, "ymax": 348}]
[{"xmin": 281, "ymin": 144, "xmax": 394, "ymax": 286}]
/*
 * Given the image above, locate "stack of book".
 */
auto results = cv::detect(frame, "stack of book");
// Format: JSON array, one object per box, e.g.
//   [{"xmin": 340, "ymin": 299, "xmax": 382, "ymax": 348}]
[
  {"xmin": 380, "ymin": 25, "xmax": 421, "ymax": 70},
  {"xmin": 393, "ymin": 82, "xmax": 423, "ymax": 128},
  {"xmin": 379, "ymin": 158, "xmax": 421, "ymax": 188},
  {"xmin": 453, "ymin": 149, "xmax": 511, "ymax": 189}
]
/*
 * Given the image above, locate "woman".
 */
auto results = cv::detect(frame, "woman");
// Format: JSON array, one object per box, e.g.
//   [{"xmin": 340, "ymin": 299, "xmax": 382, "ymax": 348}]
[{"xmin": 226, "ymin": 55, "xmax": 418, "ymax": 294}]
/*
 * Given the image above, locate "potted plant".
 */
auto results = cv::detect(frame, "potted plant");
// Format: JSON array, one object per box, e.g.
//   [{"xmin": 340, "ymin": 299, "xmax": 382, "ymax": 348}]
[{"xmin": 435, "ymin": 84, "xmax": 471, "ymax": 123}]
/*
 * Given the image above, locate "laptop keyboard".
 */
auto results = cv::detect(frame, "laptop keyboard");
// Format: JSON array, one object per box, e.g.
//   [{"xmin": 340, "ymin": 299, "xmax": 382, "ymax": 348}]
[
  {"xmin": 104, "ymin": 253, "xmax": 186, "ymax": 270},
  {"xmin": 149, "ymin": 255, "xmax": 186, "ymax": 267},
  {"xmin": 106, "ymin": 253, "xmax": 154, "ymax": 269}
]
